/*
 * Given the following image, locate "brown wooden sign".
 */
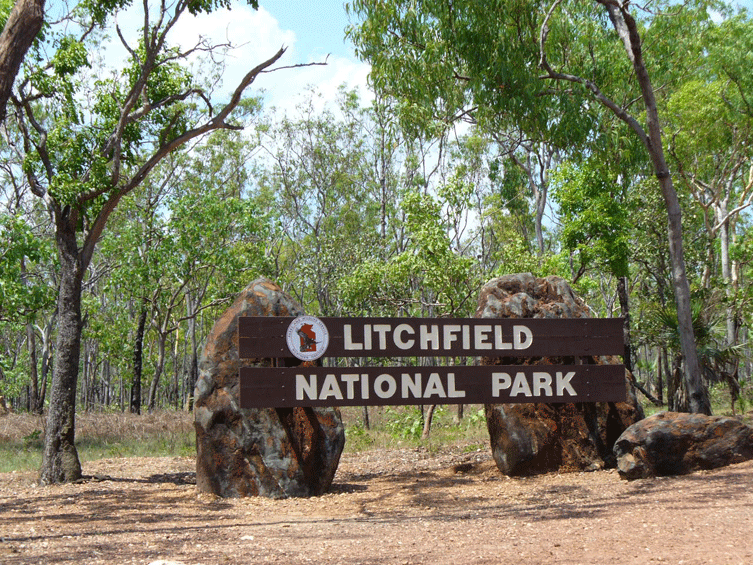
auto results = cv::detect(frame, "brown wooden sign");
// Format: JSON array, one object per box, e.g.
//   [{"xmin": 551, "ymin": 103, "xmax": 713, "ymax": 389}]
[
  {"xmin": 238, "ymin": 316, "xmax": 627, "ymax": 408},
  {"xmin": 240, "ymin": 364, "xmax": 626, "ymax": 408},
  {"xmin": 238, "ymin": 316, "xmax": 625, "ymax": 359}
]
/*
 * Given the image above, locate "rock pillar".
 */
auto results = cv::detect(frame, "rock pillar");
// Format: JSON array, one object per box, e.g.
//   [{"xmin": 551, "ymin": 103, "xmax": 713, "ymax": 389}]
[
  {"xmin": 194, "ymin": 278, "xmax": 345, "ymax": 498},
  {"xmin": 478, "ymin": 273, "xmax": 643, "ymax": 476}
]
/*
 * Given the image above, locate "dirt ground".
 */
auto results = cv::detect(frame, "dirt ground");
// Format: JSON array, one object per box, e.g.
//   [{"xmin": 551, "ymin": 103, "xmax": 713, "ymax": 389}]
[{"xmin": 1, "ymin": 445, "xmax": 753, "ymax": 565}]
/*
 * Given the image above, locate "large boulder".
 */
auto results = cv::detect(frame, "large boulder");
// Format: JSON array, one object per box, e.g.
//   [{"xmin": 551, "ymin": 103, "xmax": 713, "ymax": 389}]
[
  {"xmin": 479, "ymin": 273, "xmax": 643, "ymax": 476},
  {"xmin": 194, "ymin": 278, "xmax": 345, "ymax": 498},
  {"xmin": 614, "ymin": 411, "xmax": 753, "ymax": 480}
]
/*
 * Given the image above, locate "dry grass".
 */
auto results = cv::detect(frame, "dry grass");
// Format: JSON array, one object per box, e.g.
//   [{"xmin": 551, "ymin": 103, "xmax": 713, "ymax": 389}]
[
  {"xmin": 0, "ymin": 409, "xmax": 194, "ymax": 443},
  {"xmin": 0, "ymin": 406, "xmax": 490, "ymax": 473},
  {"xmin": 0, "ymin": 410, "xmax": 195, "ymax": 473}
]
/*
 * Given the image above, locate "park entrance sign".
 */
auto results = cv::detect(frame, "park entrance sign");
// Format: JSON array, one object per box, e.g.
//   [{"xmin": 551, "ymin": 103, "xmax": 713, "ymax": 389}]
[{"xmin": 239, "ymin": 317, "xmax": 627, "ymax": 408}]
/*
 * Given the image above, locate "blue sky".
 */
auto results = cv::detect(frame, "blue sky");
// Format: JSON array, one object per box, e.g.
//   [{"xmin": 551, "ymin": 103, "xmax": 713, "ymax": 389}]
[{"xmin": 259, "ymin": 0, "xmax": 356, "ymax": 60}]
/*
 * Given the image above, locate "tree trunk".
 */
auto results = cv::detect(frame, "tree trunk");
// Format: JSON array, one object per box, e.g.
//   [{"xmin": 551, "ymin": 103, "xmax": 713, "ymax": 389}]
[
  {"xmin": 130, "ymin": 306, "xmax": 148, "ymax": 414},
  {"xmin": 661, "ymin": 176, "xmax": 709, "ymax": 414},
  {"xmin": 716, "ymin": 203, "xmax": 737, "ymax": 347},
  {"xmin": 657, "ymin": 348, "xmax": 664, "ymax": 405},
  {"xmin": 38, "ymin": 319, "xmax": 53, "ymax": 413},
  {"xmin": 102, "ymin": 359, "xmax": 111, "ymax": 407},
  {"xmin": 0, "ymin": 0, "xmax": 45, "ymax": 123},
  {"xmin": 421, "ymin": 404, "xmax": 436, "ymax": 440},
  {"xmin": 26, "ymin": 323, "xmax": 40, "ymax": 413},
  {"xmin": 40, "ymin": 232, "xmax": 83, "ymax": 485},
  {"xmin": 185, "ymin": 296, "xmax": 199, "ymax": 411},
  {"xmin": 147, "ymin": 332, "xmax": 167, "ymax": 412},
  {"xmin": 617, "ymin": 276, "xmax": 632, "ymax": 374}
]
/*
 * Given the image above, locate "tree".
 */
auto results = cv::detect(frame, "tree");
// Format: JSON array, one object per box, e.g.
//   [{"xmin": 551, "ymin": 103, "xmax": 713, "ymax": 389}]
[
  {"xmin": 551, "ymin": 157, "xmax": 636, "ymax": 370},
  {"xmin": 6, "ymin": 0, "xmax": 290, "ymax": 484},
  {"xmin": 0, "ymin": 212, "xmax": 55, "ymax": 411},
  {"xmin": 347, "ymin": 0, "xmax": 714, "ymax": 414},
  {"xmin": 666, "ymin": 15, "xmax": 753, "ymax": 348}
]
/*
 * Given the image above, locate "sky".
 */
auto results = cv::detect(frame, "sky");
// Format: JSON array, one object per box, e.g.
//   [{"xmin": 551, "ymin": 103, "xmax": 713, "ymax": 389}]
[{"xmin": 108, "ymin": 1, "xmax": 371, "ymax": 117}]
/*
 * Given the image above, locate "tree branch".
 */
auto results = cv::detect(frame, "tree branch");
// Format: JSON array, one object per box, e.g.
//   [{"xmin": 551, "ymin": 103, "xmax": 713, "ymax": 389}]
[{"xmin": 81, "ymin": 46, "xmax": 288, "ymax": 269}]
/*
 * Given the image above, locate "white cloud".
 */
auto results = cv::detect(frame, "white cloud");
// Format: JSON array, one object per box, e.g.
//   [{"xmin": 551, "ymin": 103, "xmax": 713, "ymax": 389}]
[
  {"xmin": 100, "ymin": 3, "xmax": 371, "ymax": 118},
  {"xmin": 167, "ymin": 6, "xmax": 297, "ymax": 91},
  {"xmin": 166, "ymin": 5, "xmax": 372, "ymax": 115}
]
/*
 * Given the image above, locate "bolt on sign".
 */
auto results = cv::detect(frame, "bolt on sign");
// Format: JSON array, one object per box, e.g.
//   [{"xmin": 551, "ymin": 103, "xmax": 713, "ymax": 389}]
[{"xmin": 239, "ymin": 316, "xmax": 627, "ymax": 408}]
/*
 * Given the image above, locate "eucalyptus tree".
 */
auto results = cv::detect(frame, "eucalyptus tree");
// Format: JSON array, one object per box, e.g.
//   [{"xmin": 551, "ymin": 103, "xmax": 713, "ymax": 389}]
[
  {"xmin": 152, "ymin": 134, "xmax": 270, "ymax": 410},
  {"xmin": 665, "ymin": 15, "xmax": 753, "ymax": 349},
  {"xmin": 347, "ymin": 0, "xmax": 721, "ymax": 414},
  {"xmin": 0, "ymin": 105, "xmax": 58, "ymax": 412},
  {"xmin": 7, "ymin": 0, "xmax": 290, "ymax": 484},
  {"xmin": 551, "ymin": 157, "xmax": 638, "ymax": 370},
  {"xmin": 97, "ymin": 170, "xmax": 171, "ymax": 414},
  {"xmin": 350, "ymin": 91, "xmax": 405, "ymax": 252}
]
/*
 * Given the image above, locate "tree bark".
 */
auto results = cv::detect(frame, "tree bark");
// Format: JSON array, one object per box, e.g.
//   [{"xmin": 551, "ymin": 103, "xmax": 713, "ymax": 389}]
[
  {"xmin": 657, "ymin": 348, "xmax": 664, "ymax": 405},
  {"xmin": 40, "ymin": 224, "xmax": 83, "ymax": 484},
  {"xmin": 130, "ymin": 306, "xmax": 148, "ymax": 414},
  {"xmin": 657, "ymin": 175, "xmax": 709, "ymax": 414},
  {"xmin": 147, "ymin": 332, "xmax": 168, "ymax": 412},
  {"xmin": 185, "ymin": 293, "xmax": 199, "ymax": 411},
  {"xmin": 617, "ymin": 276, "xmax": 632, "ymax": 374},
  {"xmin": 38, "ymin": 316, "xmax": 53, "ymax": 412},
  {"xmin": 421, "ymin": 404, "xmax": 436, "ymax": 440},
  {"xmin": 26, "ymin": 323, "xmax": 40, "ymax": 413},
  {"xmin": 716, "ymin": 201, "xmax": 737, "ymax": 347},
  {"xmin": 0, "ymin": 0, "xmax": 44, "ymax": 123}
]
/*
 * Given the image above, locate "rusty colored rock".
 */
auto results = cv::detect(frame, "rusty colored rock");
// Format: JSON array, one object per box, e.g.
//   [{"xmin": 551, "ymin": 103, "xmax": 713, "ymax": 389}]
[
  {"xmin": 614, "ymin": 411, "xmax": 753, "ymax": 480},
  {"xmin": 479, "ymin": 273, "xmax": 643, "ymax": 476},
  {"xmin": 194, "ymin": 277, "xmax": 345, "ymax": 498}
]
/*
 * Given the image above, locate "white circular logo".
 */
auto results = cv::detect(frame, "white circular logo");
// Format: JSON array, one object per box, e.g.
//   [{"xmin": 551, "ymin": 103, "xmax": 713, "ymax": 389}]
[{"xmin": 286, "ymin": 316, "xmax": 329, "ymax": 361}]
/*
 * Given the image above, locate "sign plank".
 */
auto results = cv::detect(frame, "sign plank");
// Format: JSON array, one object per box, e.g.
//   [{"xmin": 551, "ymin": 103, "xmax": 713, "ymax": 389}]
[
  {"xmin": 240, "ymin": 364, "xmax": 626, "ymax": 408},
  {"xmin": 238, "ymin": 317, "xmax": 625, "ymax": 359}
]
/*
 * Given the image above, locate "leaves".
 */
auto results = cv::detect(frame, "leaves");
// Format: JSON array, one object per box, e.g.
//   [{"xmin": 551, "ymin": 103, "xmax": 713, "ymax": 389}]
[
  {"xmin": 551, "ymin": 159, "xmax": 631, "ymax": 278},
  {"xmin": 0, "ymin": 214, "xmax": 55, "ymax": 322}
]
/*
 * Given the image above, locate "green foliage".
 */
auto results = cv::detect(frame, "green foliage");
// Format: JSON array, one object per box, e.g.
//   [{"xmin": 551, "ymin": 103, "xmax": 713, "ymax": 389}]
[
  {"xmin": 345, "ymin": 421, "xmax": 375, "ymax": 451},
  {"xmin": 639, "ymin": 296, "xmax": 742, "ymax": 383},
  {"xmin": 23, "ymin": 429, "xmax": 42, "ymax": 450},
  {"xmin": 340, "ymin": 187, "xmax": 478, "ymax": 317},
  {"xmin": 551, "ymin": 159, "xmax": 631, "ymax": 278},
  {"xmin": 706, "ymin": 14, "xmax": 753, "ymax": 117},
  {"xmin": 0, "ymin": 215, "xmax": 55, "ymax": 322},
  {"xmin": 187, "ymin": 0, "xmax": 259, "ymax": 16},
  {"xmin": 76, "ymin": 0, "xmax": 132, "ymax": 26},
  {"xmin": 385, "ymin": 406, "xmax": 426, "ymax": 440},
  {"xmin": 0, "ymin": 341, "xmax": 29, "ymax": 398},
  {"xmin": 348, "ymin": 0, "xmax": 631, "ymax": 147},
  {"xmin": 259, "ymin": 89, "xmax": 385, "ymax": 315}
]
